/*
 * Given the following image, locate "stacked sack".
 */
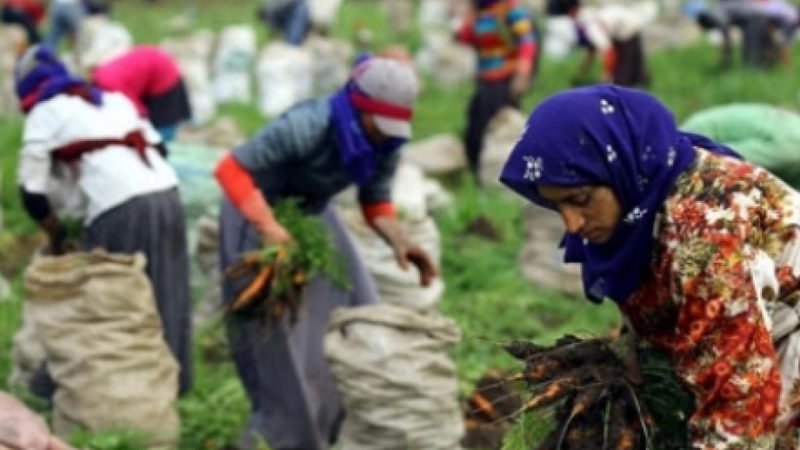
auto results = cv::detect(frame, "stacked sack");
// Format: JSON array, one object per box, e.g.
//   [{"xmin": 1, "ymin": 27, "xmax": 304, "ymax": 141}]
[
  {"xmin": 213, "ymin": 25, "xmax": 256, "ymax": 104},
  {"xmin": 23, "ymin": 251, "xmax": 180, "ymax": 448},
  {"xmin": 161, "ymin": 30, "xmax": 218, "ymax": 126},
  {"xmin": 326, "ymin": 163, "xmax": 463, "ymax": 449}
]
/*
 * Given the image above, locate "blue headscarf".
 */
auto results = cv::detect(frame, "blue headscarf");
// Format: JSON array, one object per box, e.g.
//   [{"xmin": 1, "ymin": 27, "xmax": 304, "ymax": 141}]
[
  {"xmin": 329, "ymin": 81, "xmax": 406, "ymax": 187},
  {"xmin": 15, "ymin": 45, "xmax": 102, "ymax": 113},
  {"xmin": 499, "ymin": 85, "xmax": 739, "ymax": 304}
]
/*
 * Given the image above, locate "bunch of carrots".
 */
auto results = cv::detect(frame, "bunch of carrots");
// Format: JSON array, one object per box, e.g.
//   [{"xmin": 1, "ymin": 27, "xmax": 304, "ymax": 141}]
[
  {"xmin": 225, "ymin": 199, "xmax": 348, "ymax": 325},
  {"xmin": 503, "ymin": 335, "xmax": 693, "ymax": 450}
]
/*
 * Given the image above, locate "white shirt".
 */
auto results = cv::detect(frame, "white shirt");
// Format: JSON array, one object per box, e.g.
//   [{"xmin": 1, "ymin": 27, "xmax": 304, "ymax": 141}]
[
  {"xmin": 18, "ymin": 92, "xmax": 178, "ymax": 224},
  {"xmin": 577, "ymin": 1, "xmax": 658, "ymax": 50}
]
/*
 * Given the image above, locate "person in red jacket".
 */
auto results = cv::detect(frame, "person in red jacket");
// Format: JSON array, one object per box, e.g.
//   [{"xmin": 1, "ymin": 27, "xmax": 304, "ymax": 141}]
[{"xmin": 79, "ymin": 25, "xmax": 192, "ymax": 143}]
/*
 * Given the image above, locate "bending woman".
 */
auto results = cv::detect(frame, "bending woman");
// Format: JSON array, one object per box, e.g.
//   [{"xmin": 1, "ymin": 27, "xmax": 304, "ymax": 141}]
[
  {"xmin": 214, "ymin": 57, "xmax": 437, "ymax": 450},
  {"xmin": 500, "ymin": 85, "xmax": 800, "ymax": 448}
]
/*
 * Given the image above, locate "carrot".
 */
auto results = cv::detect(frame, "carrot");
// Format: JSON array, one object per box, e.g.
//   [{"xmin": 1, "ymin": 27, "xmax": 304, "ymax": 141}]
[
  {"xmin": 524, "ymin": 359, "xmax": 563, "ymax": 384},
  {"xmin": 521, "ymin": 376, "xmax": 577, "ymax": 412},
  {"xmin": 230, "ymin": 266, "xmax": 273, "ymax": 312},
  {"xmin": 570, "ymin": 385, "xmax": 605, "ymax": 417},
  {"xmin": 469, "ymin": 392, "xmax": 501, "ymax": 421},
  {"xmin": 615, "ymin": 424, "xmax": 637, "ymax": 450},
  {"xmin": 226, "ymin": 252, "xmax": 265, "ymax": 279}
]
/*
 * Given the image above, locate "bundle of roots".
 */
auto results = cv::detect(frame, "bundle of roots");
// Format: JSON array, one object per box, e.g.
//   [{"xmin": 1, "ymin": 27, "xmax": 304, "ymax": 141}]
[
  {"xmin": 504, "ymin": 335, "xmax": 693, "ymax": 450},
  {"xmin": 225, "ymin": 246, "xmax": 306, "ymax": 324}
]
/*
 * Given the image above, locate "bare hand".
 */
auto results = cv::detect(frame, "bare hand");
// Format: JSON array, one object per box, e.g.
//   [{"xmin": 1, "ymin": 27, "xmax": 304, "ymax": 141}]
[
  {"xmin": 510, "ymin": 72, "xmax": 530, "ymax": 99},
  {"xmin": 394, "ymin": 243, "xmax": 438, "ymax": 287},
  {"xmin": 260, "ymin": 221, "xmax": 293, "ymax": 245}
]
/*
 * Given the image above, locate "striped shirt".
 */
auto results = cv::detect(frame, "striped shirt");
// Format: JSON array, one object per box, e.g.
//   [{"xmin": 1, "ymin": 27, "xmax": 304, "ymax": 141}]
[{"xmin": 457, "ymin": 0, "xmax": 538, "ymax": 81}]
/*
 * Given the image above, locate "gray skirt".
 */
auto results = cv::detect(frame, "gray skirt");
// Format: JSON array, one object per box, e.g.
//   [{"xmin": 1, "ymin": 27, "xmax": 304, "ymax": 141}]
[
  {"xmin": 83, "ymin": 187, "xmax": 193, "ymax": 395},
  {"xmin": 219, "ymin": 199, "xmax": 379, "ymax": 450}
]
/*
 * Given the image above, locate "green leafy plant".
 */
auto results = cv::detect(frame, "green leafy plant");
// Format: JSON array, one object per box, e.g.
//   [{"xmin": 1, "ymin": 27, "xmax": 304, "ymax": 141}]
[{"xmin": 225, "ymin": 198, "xmax": 349, "ymax": 324}]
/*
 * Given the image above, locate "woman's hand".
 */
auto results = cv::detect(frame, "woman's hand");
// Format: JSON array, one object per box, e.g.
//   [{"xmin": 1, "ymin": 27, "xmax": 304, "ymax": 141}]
[
  {"xmin": 259, "ymin": 220, "xmax": 293, "ymax": 245},
  {"xmin": 392, "ymin": 241, "xmax": 438, "ymax": 287},
  {"xmin": 370, "ymin": 215, "xmax": 439, "ymax": 287}
]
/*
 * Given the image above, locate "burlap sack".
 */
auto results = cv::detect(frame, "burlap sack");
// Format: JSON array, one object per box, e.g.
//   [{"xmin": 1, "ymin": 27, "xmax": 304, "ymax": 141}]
[
  {"xmin": 24, "ymin": 250, "xmax": 180, "ymax": 448},
  {"xmin": 479, "ymin": 107, "xmax": 526, "ymax": 188},
  {"xmin": 325, "ymin": 304, "xmax": 464, "ymax": 450}
]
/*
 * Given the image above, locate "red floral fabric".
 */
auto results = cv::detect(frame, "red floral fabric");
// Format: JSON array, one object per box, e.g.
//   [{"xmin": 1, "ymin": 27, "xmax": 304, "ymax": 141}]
[{"xmin": 623, "ymin": 149, "xmax": 800, "ymax": 449}]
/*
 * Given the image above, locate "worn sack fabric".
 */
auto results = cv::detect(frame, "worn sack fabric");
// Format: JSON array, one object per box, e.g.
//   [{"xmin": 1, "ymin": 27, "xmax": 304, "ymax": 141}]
[
  {"xmin": 24, "ymin": 251, "xmax": 180, "ymax": 448},
  {"xmin": 325, "ymin": 304, "xmax": 464, "ymax": 450},
  {"xmin": 339, "ymin": 208, "xmax": 444, "ymax": 311},
  {"xmin": 479, "ymin": 107, "xmax": 526, "ymax": 188},
  {"xmin": 7, "ymin": 303, "xmax": 46, "ymax": 390},
  {"xmin": 256, "ymin": 42, "xmax": 313, "ymax": 117}
]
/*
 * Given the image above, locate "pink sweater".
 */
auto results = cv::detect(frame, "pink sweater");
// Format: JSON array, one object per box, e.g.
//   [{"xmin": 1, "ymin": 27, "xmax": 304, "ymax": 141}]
[{"xmin": 92, "ymin": 46, "xmax": 182, "ymax": 117}]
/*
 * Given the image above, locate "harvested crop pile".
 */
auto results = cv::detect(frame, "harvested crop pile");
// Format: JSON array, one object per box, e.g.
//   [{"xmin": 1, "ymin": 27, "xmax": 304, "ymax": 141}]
[
  {"xmin": 462, "ymin": 371, "xmax": 522, "ymax": 449},
  {"xmin": 225, "ymin": 199, "xmax": 348, "ymax": 324},
  {"xmin": 504, "ymin": 335, "xmax": 694, "ymax": 450}
]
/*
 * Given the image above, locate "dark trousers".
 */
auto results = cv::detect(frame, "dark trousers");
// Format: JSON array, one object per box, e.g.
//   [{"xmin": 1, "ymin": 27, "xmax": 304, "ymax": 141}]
[
  {"xmin": 612, "ymin": 34, "xmax": 649, "ymax": 87},
  {"xmin": 1, "ymin": 6, "xmax": 41, "ymax": 44},
  {"xmin": 464, "ymin": 78, "xmax": 518, "ymax": 179}
]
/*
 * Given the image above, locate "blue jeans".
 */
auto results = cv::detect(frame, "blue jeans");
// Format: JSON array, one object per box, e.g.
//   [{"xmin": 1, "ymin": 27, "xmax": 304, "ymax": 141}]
[
  {"xmin": 45, "ymin": 1, "xmax": 86, "ymax": 50},
  {"xmin": 260, "ymin": 1, "xmax": 311, "ymax": 45}
]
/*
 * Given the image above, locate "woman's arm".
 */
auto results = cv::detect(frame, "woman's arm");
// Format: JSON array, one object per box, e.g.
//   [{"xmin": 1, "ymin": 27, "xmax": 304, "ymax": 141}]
[
  {"xmin": 214, "ymin": 152, "xmax": 291, "ymax": 244},
  {"xmin": 665, "ymin": 236, "xmax": 781, "ymax": 448}
]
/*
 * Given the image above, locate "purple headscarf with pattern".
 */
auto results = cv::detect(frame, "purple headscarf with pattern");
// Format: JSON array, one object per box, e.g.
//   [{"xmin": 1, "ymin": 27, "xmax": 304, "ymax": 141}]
[{"xmin": 499, "ymin": 85, "xmax": 739, "ymax": 304}]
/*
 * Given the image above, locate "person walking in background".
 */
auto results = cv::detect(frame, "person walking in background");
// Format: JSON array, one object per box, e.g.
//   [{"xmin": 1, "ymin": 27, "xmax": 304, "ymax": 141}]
[
  {"xmin": 257, "ymin": 0, "xmax": 311, "ymax": 45},
  {"xmin": 456, "ymin": 0, "xmax": 538, "ymax": 181},
  {"xmin": 77, "ymin": 22, "xmax": 192, "ymax": 143},
  {"xmin": 15, "ymin": 45, "xmax": 193, "ymax": 395},
  {"xmin": 546, "ymin": 0, "xmax": 656, "ymax": 87},
  {"xmin": 44, "ymin": 0, "xmax": 85, "ymax": 49},
  {"xmin": 500, "ymin": 85, "xmax": 800, "ymax": 448},
  {"xmin": 1, "ymin": 0, "xmax": 45, "ymax": 44},
  {"xmin": 214, "ymin": 57, "xmax": 437, "ymax": 450},
  {"xmin": 695, "ymin": 0, "xmax": 798, "ymax": 69}
]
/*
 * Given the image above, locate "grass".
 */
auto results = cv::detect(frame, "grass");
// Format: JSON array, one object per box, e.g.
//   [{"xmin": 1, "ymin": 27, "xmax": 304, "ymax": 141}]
[{"xmin": 2, "ymin": 0, "xmax": 800, "ymax": 448}]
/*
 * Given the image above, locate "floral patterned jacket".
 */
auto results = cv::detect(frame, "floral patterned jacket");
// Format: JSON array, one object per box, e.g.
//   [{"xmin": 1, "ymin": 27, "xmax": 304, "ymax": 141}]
[{"xmin": 623, "ymin": 148, "xmax": 800, "ymax": 449}]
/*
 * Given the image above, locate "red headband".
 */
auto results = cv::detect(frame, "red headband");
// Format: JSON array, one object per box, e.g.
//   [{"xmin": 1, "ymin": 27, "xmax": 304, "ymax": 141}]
[{"xmin": 349, "ymin": 91, "xmax": 413, "ymax": 121}]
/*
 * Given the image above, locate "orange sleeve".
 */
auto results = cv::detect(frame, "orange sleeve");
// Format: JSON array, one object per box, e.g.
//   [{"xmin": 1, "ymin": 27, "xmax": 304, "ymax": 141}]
[
  {"xmin": 361, "ymin": 202, "xmax": 397, "ymax": 226},
  {"xmin": 602, "ymin": 47, "xmax": 618, "ymax": 79},
  {"xmin": 214, "ymin": 152, "xmax": 258, "ymax": 207}
]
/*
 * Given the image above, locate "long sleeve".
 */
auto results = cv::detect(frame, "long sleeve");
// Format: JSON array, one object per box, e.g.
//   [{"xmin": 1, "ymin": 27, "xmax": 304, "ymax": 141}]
[
  {"xmin": 506, "ymin": 1, "xmax": 537, "ymax": 74},
  {"xmin": 665, "ymin": 235, "xmax": 781, "ymax": 449}
]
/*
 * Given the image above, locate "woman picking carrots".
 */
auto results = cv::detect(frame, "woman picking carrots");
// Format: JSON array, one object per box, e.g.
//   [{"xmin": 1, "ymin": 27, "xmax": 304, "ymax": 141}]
[
  {"xmin": 500, "ymin": 85, "xmax": 800, "ymax": 448},
  {"xmin": 213, "ymin": 56, "xmax": 437, "ymax": 450}
]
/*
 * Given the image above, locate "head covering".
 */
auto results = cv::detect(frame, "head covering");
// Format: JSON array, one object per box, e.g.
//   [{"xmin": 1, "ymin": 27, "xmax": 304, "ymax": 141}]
[
  {"xmin": 499, "ymin": 85, "xmax": 739, "ymax": 304},
  {"xmin": 15, "ymin": 45, "xmax": 102, "ymax": 113},
  {"xmin": 329, "ymin": 57, "xmax": 417, "ymax": 186},
  {"xmin": 76, "ymin": 18, "xmax": 132, "ymax": 72},
  {"xmin": 349, "ymin": 57, "xmax": 419, "ymax": 140}
]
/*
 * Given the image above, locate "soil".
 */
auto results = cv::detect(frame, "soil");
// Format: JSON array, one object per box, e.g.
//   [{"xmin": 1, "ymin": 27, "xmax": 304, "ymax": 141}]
[{"xmin": 464, "ymin": 215, "xmax": 502, "ymax": 242}]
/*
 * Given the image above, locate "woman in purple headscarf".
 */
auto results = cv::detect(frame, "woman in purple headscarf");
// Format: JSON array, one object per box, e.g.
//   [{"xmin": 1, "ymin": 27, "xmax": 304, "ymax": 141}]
[{"xmin": 500, "ymin": 85, "xmax": 800, "ymax": 448}]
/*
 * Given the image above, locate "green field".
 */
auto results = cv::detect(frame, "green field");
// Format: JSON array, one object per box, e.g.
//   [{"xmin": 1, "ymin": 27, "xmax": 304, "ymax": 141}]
[{"xmin": 2, "ymin": 0, "xmax": 800, "ymax": 448}]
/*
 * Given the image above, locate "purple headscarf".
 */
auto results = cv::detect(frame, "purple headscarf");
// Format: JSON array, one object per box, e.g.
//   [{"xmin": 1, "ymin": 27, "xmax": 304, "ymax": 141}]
[
  {"xmin": 15, "ymin": 45, "xmax": 102, "ymax": 113},
  {"xmin": 330, "ymin": 82, "xmax": 405, "ymax": 187},
  {"xmin": 499, "ymin": 85, "xmax": 739, "ymax": 304}
]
